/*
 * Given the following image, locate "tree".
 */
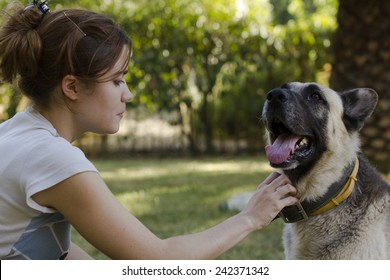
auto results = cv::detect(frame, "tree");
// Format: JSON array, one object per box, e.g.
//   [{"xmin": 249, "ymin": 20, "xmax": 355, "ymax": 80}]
[
  {"xmin": 0, "ymin": 0, "xmax": 337, "ymax": 155},
  {"xmin": 330, "ymin": 0, "xmax": 390, "ymax": 173}
]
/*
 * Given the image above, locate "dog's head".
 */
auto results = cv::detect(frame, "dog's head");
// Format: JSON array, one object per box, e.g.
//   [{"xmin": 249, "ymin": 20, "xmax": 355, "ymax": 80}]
[{"xmin": 262, "ymin": 82, "xmax": 378, "ymax": 187}]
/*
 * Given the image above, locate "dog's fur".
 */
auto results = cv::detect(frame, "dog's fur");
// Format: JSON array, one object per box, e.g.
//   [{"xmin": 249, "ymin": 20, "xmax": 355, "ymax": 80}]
[{"xmin": 262, "ymin": 82, "xmax": 390, "ymax": 259}]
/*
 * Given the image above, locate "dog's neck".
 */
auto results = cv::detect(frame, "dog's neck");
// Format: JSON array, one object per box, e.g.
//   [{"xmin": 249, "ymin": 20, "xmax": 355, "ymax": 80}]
[
  {"xmin": 288, "ymin": 136, "xmax": 359, "ymax": 202},
  {"xmin": 301, "ymin": 159, "xmax": 355, "ymax": 201},
  {"xmin": 287, "ymin": 155, "xmax": 357, "ymax": 201},
  {"xmin": 285, "ymin": 122, "xmax": 361, "ymax": 200},
  {"xmin": 300, "ymin": 158, "xmax": 358, "ymax": 213},
  {"xmin": 276, "ymin": 158, "xmax": 358, "ymax": 223}
]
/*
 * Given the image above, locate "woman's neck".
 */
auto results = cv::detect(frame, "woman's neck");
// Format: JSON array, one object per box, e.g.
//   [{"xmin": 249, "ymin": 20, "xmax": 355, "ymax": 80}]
[{"xmin": 35, "ymin": 105, "xmax": 83, "ymax": 143}]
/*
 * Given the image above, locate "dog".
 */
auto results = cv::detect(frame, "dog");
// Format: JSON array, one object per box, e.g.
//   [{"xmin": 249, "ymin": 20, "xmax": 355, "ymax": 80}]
[{"xmin": 262, "ymin": 82, "xmax": 390, "ymax": 259}]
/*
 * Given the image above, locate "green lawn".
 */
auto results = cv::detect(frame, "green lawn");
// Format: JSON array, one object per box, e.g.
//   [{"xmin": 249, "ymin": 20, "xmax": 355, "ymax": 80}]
[{"xmin": 71, "ymin": 156, "xmax": 287, "ymax": 260}]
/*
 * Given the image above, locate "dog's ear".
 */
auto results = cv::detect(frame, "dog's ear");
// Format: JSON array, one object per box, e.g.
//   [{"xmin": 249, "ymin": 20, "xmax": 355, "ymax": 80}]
[{"xmin": 340, "ymin": 88, "xmax": 378, "ymax": 132}]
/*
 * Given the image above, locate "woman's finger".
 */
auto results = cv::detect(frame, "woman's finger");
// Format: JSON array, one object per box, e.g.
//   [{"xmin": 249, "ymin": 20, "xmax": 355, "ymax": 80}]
[
  {"xmin": 275, "ymin": 184, "xmax": 297, "ymax": 197},
  {"xmin": 263, "ymin": 174, "xmax": 291, "ymax": 192},
  {"xmin": 261, "ymin": 171, "xmax": 282, "ymax": 185}
]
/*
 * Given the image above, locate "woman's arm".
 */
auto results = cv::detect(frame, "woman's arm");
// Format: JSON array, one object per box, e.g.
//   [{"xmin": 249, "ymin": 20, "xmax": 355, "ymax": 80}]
[{"xmin": 32, "ymin": 171, "xmax": 296, "ymax": 259}]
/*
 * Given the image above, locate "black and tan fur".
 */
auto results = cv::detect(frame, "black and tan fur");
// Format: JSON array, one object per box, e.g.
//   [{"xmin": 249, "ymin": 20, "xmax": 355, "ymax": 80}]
[{"xmin": 262, "ymin": 82, "xmax": 390, "ymax": 259}]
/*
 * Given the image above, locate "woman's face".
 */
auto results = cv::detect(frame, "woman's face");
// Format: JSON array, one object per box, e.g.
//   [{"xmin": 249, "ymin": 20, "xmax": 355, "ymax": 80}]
[{"xmin": 74, "ymin": 47, "xmax": 133, "ymax": 135}]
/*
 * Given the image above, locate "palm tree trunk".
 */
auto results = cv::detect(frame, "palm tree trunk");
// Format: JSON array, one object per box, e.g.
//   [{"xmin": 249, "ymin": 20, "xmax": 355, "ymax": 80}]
[{"xmin": 330, "ymin": 0, "xmax": 390, "ymax": 173}]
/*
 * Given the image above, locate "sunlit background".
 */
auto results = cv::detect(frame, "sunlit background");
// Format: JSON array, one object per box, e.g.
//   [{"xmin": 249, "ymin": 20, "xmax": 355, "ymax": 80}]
[{"xmin": 0, "ymin": 0, "xmax": 338, "ymax": 158}]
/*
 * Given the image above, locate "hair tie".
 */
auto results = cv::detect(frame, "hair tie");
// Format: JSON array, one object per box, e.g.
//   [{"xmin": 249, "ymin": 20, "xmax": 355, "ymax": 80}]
[{"xmin": 24, "ymin": 0, "xmax": 50, "ymax": 15}]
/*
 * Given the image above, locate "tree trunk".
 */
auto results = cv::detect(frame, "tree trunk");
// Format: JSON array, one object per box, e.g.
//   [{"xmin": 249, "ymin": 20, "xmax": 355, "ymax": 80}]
[{"xmin": 330, "ymin": 0, "xmax": 390, "ymax": 173}]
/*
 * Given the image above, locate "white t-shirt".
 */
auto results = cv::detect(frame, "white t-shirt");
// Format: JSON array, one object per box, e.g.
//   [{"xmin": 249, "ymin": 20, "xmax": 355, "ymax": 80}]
[{"xmin": 0, "ymin": 107, "xmax": 97, "ymax": 259}]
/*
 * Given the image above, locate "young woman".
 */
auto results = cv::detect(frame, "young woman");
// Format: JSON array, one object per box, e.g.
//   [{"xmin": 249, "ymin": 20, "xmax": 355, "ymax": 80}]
[{"xmin": 0, "ymin": 1, "xmax": 297, "ymax": 260}]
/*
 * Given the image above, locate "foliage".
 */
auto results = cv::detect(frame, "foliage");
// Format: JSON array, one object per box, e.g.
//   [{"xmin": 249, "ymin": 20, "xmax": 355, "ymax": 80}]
[{"xmin": 0, "ymin": 0, "xmax": 337, "ymax": 152}]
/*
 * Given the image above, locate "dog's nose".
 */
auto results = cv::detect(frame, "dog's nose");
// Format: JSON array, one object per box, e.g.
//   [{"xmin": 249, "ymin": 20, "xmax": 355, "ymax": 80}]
[{"xmin": 266, "ymin": 89, "xmax": 288, "ymax": 103}]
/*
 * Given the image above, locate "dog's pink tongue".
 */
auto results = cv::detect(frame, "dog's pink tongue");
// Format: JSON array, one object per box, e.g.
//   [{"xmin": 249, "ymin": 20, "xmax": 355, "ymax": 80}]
[{"xmin": 265, "ymin": 134, "xmax": 300, "ymax": 164}]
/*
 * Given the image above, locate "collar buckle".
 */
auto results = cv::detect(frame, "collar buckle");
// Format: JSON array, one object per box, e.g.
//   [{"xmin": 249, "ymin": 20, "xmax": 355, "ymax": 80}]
[{"xmin": 278, "ymin": 202, "xmax": 308, "ymax": 223}]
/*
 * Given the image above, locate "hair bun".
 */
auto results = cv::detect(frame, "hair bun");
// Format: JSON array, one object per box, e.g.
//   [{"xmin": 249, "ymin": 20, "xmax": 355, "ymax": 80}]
[
  {"xmin": 0, "ymin": 2, "xmax": 44, "ymax": 82},
  {"xmin": 22, "ymin": 3, "xmax": 46, "ymax": 28}
]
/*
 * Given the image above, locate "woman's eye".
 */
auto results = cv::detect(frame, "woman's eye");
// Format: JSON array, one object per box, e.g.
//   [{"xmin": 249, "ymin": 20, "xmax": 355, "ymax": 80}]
[{"xmin": 114, "ymin": 79, "xmax": 125, "ymax": 86}]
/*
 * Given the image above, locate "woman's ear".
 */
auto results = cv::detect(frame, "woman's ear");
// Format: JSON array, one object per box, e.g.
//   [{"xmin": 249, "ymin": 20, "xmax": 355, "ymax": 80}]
[{"xmin": 61, "ymin": 75, "xmax": 79, "ymax": 101}]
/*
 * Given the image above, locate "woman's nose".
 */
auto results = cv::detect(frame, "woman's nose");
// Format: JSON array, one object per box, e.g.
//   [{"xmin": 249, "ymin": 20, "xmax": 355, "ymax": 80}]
[{"xmin": 122, "ymin": 86, "xmax": 133, "ymax": 102}]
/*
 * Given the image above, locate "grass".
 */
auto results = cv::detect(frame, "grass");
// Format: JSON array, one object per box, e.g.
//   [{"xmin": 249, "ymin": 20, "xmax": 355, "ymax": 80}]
[{"xmin": 71, "ymin": 156, "xmax": 287, "ymax": 260}]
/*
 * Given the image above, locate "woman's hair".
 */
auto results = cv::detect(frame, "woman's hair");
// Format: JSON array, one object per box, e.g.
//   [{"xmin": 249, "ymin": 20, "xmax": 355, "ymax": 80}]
[{"xmin": 0, "ymin": 1, "xmax": 132, "ymax": 108}]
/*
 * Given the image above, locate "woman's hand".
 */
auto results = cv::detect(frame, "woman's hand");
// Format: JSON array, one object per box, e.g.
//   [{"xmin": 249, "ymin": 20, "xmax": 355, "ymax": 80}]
[{"xmin": 240, "ymin": 172, "xmax": 298, "ymax": 230}]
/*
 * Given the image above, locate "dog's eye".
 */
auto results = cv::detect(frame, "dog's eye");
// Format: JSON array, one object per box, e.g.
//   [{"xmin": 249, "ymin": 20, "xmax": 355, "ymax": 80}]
[{"xmin": 309, "ymin": 92, "xmax": 323, "ymax": 101}]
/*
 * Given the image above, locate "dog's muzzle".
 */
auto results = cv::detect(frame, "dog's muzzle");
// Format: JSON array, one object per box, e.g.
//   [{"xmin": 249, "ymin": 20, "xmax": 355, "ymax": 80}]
[{"xmin": 263, "ymin": 88, "xmax": 314, "ymax": 169}]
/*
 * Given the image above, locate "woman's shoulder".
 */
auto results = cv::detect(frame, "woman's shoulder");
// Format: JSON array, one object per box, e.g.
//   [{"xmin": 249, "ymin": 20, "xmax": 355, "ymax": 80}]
[
  {"xmin": 0, "ymin": 107, "xmax": 58, "ymax": 140},
  {"xmin": 1, "ymin": 107, "xmax": 96, "ymax": 178}
]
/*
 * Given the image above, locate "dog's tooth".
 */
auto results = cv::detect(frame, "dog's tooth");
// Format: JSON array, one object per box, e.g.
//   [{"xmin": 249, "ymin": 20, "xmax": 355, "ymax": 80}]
[{"xmin": 295, "ymin": 137, "xmax": 309, "ymax": 150}]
